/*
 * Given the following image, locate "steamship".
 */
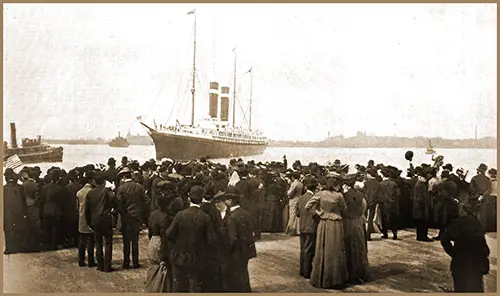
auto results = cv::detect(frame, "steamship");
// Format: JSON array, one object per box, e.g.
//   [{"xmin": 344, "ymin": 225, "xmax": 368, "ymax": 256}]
[
  {"xmin": 139, "ymin": 10, "xmax": 267, "ymax": 161},
  {"xmin": 108, "ymin": 131, "xmax": 130, "ymax": 148},
  {"xmin": 3, "ymin": 122, "xmax": 64, "ymax": 163}
]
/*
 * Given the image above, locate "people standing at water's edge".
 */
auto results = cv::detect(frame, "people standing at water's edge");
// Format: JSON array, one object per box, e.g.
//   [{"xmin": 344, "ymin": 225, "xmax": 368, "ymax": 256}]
[
  {"xmin": 296, "ymin": 176, "xmax": 319, "ymax": 279},
  {"xmin": 305, "ymin": 173, "xmax": 348, "ymax": 289},
  {"xmin": 85, "ymin": 173, "xmax": 117, "ymax": 272}
]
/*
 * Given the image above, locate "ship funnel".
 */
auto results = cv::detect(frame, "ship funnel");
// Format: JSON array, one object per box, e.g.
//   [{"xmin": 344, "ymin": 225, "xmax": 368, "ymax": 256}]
[
  {"xmin": 10, "ymin": 122, "xmax": 18, "ymax": 149},
  {"xmin": 220, "ymin": 86, "xmax": 230, "ymax": 122},
  {"xmin": 209, "ymin": 82, "xmax": 219, "ymax": 118}
]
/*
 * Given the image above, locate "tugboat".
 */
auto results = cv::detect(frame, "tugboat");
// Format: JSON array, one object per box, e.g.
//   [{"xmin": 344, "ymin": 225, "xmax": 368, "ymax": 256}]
[
  {"xmin": 3, "ymin": 122, "xmax": 63, "ymax": 163},
  {"xmin": 108, "ymin": 132, "xmax": 130, "ymax": 148}
]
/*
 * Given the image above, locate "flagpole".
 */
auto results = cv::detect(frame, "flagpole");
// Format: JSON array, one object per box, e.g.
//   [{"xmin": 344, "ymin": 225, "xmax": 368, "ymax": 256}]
[
  {"xmin": 232, "ymin": 48, "xmax": 237, "ymax": 128},
  {"xmin": 190, "ymin": 11, "xmax": 197, "ymax": 127}
]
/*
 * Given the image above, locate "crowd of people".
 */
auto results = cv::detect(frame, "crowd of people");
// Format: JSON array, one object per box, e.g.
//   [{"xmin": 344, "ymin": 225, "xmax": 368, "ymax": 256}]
[{"xmin": 2, "ymin": 151, "xmax": 496, "ymax": 292}]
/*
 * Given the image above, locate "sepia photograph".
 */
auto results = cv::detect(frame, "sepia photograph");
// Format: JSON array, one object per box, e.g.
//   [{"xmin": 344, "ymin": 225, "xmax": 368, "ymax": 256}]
[{"xmin": 2, "ymin": 2, "xmax": 497, "ymax": 293}]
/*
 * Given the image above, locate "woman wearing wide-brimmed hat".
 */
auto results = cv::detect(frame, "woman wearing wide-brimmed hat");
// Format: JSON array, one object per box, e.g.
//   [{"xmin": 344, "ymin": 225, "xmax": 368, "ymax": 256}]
[
  {"xmin": 145, "ymin": 181, "xmax": 183, "ymax": 293},
  {"xmin": 342, "ymin": 175, "xmax": 370, "ymax": 284},
  {"xmin": 305, "ymin": 172, "xmax": 348, "ymax": 288}
]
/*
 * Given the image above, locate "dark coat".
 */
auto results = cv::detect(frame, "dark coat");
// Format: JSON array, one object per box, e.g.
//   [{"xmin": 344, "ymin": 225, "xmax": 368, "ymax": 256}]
[
  {"xmin": 379, "ymin": 178, "xmax": 400, "ymax": 211},
  {"xmin": 4, "ymin": 182, "xmax": 29, "ymax": 230},
  {"xmin": 64, "ymin": 182, "xmax": 82, "ymax": 219},
  {"xmin": 3, "ymin": 181, "xmax": 29, "ymax": 253},
  {"xmin": 235, "ymin": 178, "xmax": 258, "ymax": 217},
  {"xmin": 148, "ymin": 209, "xmax": 173, "ymax": 262},
  {"xmin": 343, "ymin": 188, "xmax": 366, "ymax": 218},
  {"xmin": 226, "ymin": 206, "xmax": 256, "ymax": 292},
  {"xmin": 362, "ymin": 178, "xmax": 380, "ymax": 208},
  {"xmin": 117, "ymin": 180, "xmax": 148, "ymax": 228},
  {"xmin": 85, "ymin": 185, "xmax": 117, "ymax": 231},
  {"xmin": 440, "ymin": 214, "xmax": 490, "ymax": 277},
  {"xmin": 22, "ymin": 179, "xmax": 39, "ymax": 207},
  {"xmin": 39, "ymin": 182, "xmax": 64, "ymax": 218},
  {"xmin": 295, "ymin": 191, "xmax": 318, "ymax": 234},
  {"xmin": 469, "ymin": 174, "xmax": 492, "ymax": 199},
  {"xmin": 412, "ymin": 179, "xmax": 431, "ymax": 221},
  {"xmin": 166, "ymin": 206, "xmax": 216, "ymax": 269},
  {"xmin": 436, "ymin": 179, "xmax": 460, "ymax": 226}
]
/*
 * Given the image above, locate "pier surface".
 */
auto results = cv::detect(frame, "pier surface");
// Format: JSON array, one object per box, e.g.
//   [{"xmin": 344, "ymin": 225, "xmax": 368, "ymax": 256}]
[{"xmin": 3, "ymin": 230, "xmax": 497, "ymax": 293}]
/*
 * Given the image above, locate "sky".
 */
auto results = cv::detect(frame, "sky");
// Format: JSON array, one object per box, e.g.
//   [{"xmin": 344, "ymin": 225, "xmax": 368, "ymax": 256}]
[{"xmin": 3, "ymin": 3, "xmax": 497, "ymax": 142}]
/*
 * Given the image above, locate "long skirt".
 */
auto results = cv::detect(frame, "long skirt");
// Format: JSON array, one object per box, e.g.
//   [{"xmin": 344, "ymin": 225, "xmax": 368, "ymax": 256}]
[
  {"xmin": 310, "ymin": 219, "xmax": 348, "ymax": 288},
  {"xmin": 479, "ymin": 195, "xmax": 497, "ymax": 232},
  {"xmin": 145, "ymin": 236, "xmax": 170, "ymax": 292},
  {"xmin": 285, "ymin": 198, "xmax": 300, "ymax": 235},
  {"xmin": 259, "ymin": 198, "xmax": 282, "ymax": 232},
  {"xmin": 344, "ymin": 217, "xmax": 370, "ymax": 284}
]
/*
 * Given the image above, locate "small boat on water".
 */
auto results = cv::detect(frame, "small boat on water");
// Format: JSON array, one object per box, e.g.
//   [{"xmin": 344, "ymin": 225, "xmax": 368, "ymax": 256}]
[
  {"xmin": 108, "ymin": 132, "xmax": 130, "ymax": 148},
  {"xmin": 3, "ymin": 122, "xmax": 63, "ymax": 164},
  {"xmin": 425, "ymin": 139, "xmax": 436, "ymax": 155}
]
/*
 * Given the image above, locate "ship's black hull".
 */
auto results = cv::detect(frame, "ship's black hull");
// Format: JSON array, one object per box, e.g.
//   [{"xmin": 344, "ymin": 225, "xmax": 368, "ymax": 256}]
[{"xmin": 149, "ymin": 131, "xmax": 267, "ymax": 161}]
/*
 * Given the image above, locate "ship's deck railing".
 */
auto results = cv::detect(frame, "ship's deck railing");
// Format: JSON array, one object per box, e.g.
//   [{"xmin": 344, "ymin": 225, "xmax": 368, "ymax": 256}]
[{"xmin": 159, "ymin": 125, "xmax": 268, "ymax": 144}]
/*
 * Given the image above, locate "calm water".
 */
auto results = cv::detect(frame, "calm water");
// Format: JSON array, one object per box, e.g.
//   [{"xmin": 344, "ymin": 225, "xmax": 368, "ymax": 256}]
[{"xmin": 24, "ymin": 145, "xmax": 497, "ymax": 182}]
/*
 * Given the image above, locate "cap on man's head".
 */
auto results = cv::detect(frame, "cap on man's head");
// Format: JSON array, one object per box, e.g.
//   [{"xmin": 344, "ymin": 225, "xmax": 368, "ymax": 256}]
[{"xmin": 477, "ymin": 163, "xmax": 488, "ymax": 172}]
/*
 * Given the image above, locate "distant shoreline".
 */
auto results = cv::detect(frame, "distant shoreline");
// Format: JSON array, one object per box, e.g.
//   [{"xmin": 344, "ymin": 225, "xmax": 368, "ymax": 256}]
[{"xmin": 42, "ymin": 136, "xmax": 496, "ymax": 149}]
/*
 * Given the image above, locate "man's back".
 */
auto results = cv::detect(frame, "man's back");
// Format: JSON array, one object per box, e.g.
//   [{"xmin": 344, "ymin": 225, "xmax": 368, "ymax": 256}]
[
  {"xmin": 167, "ymin": 206, "xmax": 216, "ymax": 268},
  {"xmin": 85, "ymin": 185, "xmax": 115, "ymax": 229},
  {"xmin": 296, "ymin": 191, "xmax": 317, "ymax": 234},
  {"xmin": 441, "ymin": 214, "xmax": 490, "ymax": 275},
  {"xmin": 227, "ymin": 207, "xmax": 257, "ymax": 262},
  {"xmin": 117, "ymin": 180, "xmax": 145, "ymax": 222},
  {"xmin": 40, "ymin": 182, "xmax": 63, "ymax": 217}
]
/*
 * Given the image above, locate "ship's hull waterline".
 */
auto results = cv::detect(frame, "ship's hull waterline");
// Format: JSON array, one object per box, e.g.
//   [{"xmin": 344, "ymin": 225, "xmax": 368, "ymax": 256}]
[
  {"xmin": 4, "ymin": 146, "xmax": 64, "ymax": 164},
  {"xmin": 149, "ymin": 131, "xmax": 267, "ymax": 161}
]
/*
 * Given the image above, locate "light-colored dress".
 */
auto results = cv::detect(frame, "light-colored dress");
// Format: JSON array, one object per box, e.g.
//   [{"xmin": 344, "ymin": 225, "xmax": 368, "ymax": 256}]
[
  {"xmin": 286, "ymin": 179, "xmax": 303, "ymax": 235},
  {"xmin": 305, "ymin": 190, "xmax": 348, "ymax": 288}
]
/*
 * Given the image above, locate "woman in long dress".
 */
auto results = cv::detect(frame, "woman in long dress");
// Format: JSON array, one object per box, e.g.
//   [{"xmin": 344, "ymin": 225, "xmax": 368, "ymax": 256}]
[
  {"xmin": 343, "ymin": 177, "xmax": 370, "ymax": 284},
  {"xmin": 145, "ymin": 181, "xmax": 184, "ymax": 293},
  {"xmin": 286, "ymin": 172, "xmax": 303, "ymax": 235},
  {"xmin": 305, "ymin": 173, "xmax": 348, "ymax": 288}
]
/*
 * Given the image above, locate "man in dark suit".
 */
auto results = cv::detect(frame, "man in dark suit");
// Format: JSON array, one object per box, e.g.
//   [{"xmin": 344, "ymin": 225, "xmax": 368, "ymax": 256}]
[
  {"xmin": 166, "ymin": 185, "xmax": 216, "ymax": 292},
  {"xmin": 3, "ymin": 169, "xmax": 29, "ymax": 254},
  {"xmin": 222, "ymin": 188, "xmax": 257, "ymax": 292},
  {"xmin": 85, "ymin": 173, "xmax": 117, "ymax": 272},
  {"xmin": 441, "ymin": 201, "xmax": 490, "ymax": 292},
  {"xmin": 363, "ymin": 169, "xmax": 380, "ymax": 241},
  {"xmin": 412, "ymin": 167, "xmax": 432, "ymax": 241},
  {"xmin": 295, "ymin": 177, "xmax": 318, "ymax": 279},
  {"xmin": 116, "ymin": 167, "xmax": 148, "ymax": 269},
  {"xmin": 378, "ymin": 167, "xmax": 401, "ymax": 240},
  {"xmin": 39, "ymin": 168, "xmax": 64, "ymax": 250},
  {"xmin": 200, "ymin": 186, "xmax": 226, "ymax": 292}
]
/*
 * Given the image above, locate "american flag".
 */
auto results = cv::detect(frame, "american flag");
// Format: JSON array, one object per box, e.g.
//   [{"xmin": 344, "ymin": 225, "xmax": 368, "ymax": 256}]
[{"xmin": 4, "ymin": 154, "xmax": 23, "ymax": 170}]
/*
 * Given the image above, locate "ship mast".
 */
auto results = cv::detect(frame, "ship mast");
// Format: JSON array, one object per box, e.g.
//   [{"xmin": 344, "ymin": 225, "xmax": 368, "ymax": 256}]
[
  {"xmin": 232, "ymin": 49, "xmax": 237, "ymax": 128},
  {"xmin": 190, "ymin": 10, "xmax": 197, "ymax": 127},
  {"xmin": 249, "ymin": 68, "xmax": 253, "ymax": 131}
]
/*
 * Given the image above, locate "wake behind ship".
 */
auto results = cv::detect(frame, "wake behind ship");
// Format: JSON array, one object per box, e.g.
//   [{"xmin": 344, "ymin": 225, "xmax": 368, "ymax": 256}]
[{"xmin": 139, "ymin": 10, "xmax": 267, "ymax": 161}]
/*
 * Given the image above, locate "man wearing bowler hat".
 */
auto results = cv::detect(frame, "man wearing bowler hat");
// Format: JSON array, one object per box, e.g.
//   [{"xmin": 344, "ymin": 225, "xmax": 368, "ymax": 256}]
[
  {"xmin": 221, "ymin": 188, "xmax": 257, "ymax": 292},
  {"xmin": 116, "ymin": 167, "xmax": 147, "ymax": 269},
  {"xmin": 85, "ymin": 172, "xmax": 117, "ymax": 272},
  {"xmin": 166, "ymin": 185, "xmax": 216, "ymax": 292}
]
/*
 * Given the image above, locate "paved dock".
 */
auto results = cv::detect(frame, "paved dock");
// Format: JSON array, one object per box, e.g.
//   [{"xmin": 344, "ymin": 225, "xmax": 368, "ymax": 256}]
[{"xmin": 3, "ymin": 229, "xmax": 497, "ymax": 293}]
